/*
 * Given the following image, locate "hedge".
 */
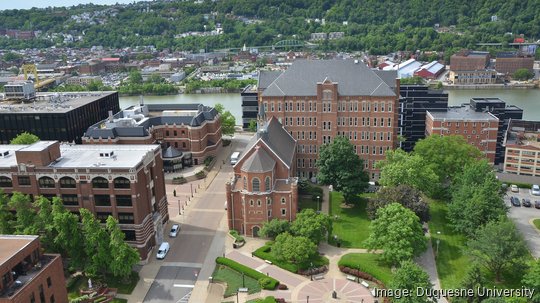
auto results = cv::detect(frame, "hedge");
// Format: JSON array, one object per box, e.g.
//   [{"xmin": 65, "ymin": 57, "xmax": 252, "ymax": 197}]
[
  {"xmin": 215, "ymin": 257, "xmax": 279, "ymax": 290},
  {"xmin": 507, "ymin": 182, "xmax": 532, "ymax": 189}
]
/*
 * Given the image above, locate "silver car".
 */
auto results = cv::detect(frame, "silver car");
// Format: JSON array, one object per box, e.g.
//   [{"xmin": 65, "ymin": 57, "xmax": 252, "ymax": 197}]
[{"xmin": 169, "ymin": 224, "xmax": 180, "ymax": 237}]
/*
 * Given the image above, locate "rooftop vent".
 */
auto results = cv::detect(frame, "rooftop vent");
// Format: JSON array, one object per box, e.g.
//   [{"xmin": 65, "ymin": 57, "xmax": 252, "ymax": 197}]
[
  {"xmin": 0, "ymin": 151, "xmax": 10, "ymax": 158},
  {"xmin": 99, "ymin": 151, "xmax": 115, "ymax": 158}
]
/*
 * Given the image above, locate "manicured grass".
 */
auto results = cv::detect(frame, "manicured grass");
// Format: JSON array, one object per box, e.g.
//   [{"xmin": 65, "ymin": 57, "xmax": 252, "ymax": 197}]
[
  {"xmin": 338, "ymin": 253, "xmax": 393, "ymax": 285},
  {"xmin": 253, "ymin": 242, "xmax": 329, "ymax": 273},
  {"xmin": 67, "ymin": 275, "xmax": 86, "ymax": 300},
  {"xmin": 212, "ymin": 265, "xmax": 261, "ymax": 296},
  {"xmin": 533, "ymin": 218, "xmax": 540, "ymax": 230},
  {"xmin": 329, "ymin": 191, "xmax": 374, "ymax": 248},
  {"xmin": 298, "ymin": 197, "xmax": 319, "ymax": 211},
  {"xmin": 110, "ymin": 299, "xmax": 128, "ymax": 303},
  {"xmin": 247, "ymin": 297, "xmax": 277, "ymax": 303},
  {"xmin": 102, "ymin": 271, "xmax": 139, "ymax": 294}
]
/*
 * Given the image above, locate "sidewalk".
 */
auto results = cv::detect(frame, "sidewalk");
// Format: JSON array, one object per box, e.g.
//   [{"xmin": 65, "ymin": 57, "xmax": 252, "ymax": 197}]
[{"xmin": 416, "ymin": 232, "xmax": 448, "ymax": 303}]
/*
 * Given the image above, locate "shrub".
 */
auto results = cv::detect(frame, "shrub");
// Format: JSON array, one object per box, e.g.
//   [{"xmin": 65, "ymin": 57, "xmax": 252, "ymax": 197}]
[
  {"xmin": 172, "ymin": 176, "xmax": 187, "ymax": 184},
  {"xmin": 258, "ymin": 277, "xmax": 274, "ymax": 289},
  {"xmin": 277, "ymin": 284, "xmax": 288, "ymax": 290},
  {"xmin": 70, "ymin": 295, "xmax": 90, "ymax": 303},
  {"xmin": 195, "ymin": 171, "xmax": 206, "ymax": 179},
  {"xmin": 204, "ymin": 156, "xmax": 214, "ymax": 167},
  {"xmin": 215, "ymin": 257, "xmax": 279, "ymax": 290},
  {"xmin": 223, "ymin": 139, "xmax": 231, "ymax": 147},
  {"xmin": 509, "ymin": 182, "xmax": 532, "ymax": 189}
]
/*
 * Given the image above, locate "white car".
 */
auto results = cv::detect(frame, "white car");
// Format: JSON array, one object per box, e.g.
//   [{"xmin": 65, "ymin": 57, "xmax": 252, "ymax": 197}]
[
  {"xmin": 156, "ymin": 242, "xmax": 170, "ymax": 259},
  {"xmin": 532, "ymin": 185, "xmax": 540, "ymax": 196},
  {"xmin": 169, "ymin": 224, "xmax": 180, "ymax": 237},
  {"xmin": 510, "ymin": 184, "xmax": 519, "ymax": 193}
]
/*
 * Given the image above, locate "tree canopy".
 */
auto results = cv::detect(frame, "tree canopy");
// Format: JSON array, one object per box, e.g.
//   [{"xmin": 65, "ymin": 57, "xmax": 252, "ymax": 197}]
[
  {"xmin": 367, "ymin": 184, "xmax": 430, "ymax": 222},
  {"xmin": 214, "ymin": 103, "xmax": 236, "ymax": 135},
  {"xmin": 364, "ymin": 203, "xmax": 427, "ymax": 266},
  {"xmin": 513, "ymin": 68, "xmax": 534, "ymax": 80},
  {"xmin": 10, "ymin": 132, "xmax": 39, "ymax": 144},
  {"xmin": 522, "ymin": 259, "xmax": 540, "ymax": 303},
  {"xmin": 317, "ymin": 136, "xmax": 369, "ymax": 203},
  {"xmin": 290, "ymin": 208, "xmax": 331, "ymax": 244},
  {"xmin": 272, "ymin": 232, "xmax": 317, "ymax": 265},
  {"xmin": 389, "ymin": 260, "xmax": 433, "ymax": 303},
  {"xmin": 260, "ymin": 218, "xmax": 291, "ymax": 240}
]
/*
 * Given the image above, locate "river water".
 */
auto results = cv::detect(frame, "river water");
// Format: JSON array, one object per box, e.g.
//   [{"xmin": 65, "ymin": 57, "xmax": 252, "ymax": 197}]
[{"xmin": 120, "ymin": 89, "xmax": 540, "ymax": 123}]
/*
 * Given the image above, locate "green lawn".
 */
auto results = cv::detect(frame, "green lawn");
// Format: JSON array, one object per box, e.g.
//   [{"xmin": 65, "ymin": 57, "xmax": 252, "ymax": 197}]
[
  {"xmin": 533, "ymin": 218, "xmax": 540, "ymax": 230},
  {"xmin": 329, "ymin": 192, "xmax": 374, "ymax": 248},
  {"xmin": 212, "ymin": 265, "xmax": 261, "ymax": 296},
  {"xmin": 253, "ymin": 242, "xmax": 329, "ymax": 273},
  {"xmin": 101, "ymin": 271, "xmax": 139, "ymax": 294},
  {"xmin": 338, "ymin": 253, "xmax": 393, "ymax": 285},
  {"xmin": 429, "ymin": 200, "xmax": 532, "ymax": 289}
]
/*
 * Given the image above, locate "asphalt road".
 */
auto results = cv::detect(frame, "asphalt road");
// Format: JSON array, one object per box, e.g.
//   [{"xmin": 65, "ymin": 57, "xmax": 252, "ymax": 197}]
[
  {"xmin": 143, "ymin": 134, "xmax": 251, "ymax": 302},
  {"xmin": 506, "ymin": 189, "xmax": 540, "ymax": 258}
]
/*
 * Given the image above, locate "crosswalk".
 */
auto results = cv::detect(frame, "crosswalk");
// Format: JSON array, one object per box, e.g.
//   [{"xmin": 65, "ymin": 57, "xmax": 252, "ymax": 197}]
[{"xmin": 176, "ymin": 291, "xmax": 191, "ymax": 303}]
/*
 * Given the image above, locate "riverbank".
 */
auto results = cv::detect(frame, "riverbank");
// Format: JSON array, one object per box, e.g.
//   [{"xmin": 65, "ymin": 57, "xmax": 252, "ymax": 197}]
[{"xmin": 443, "ymin": 83, "xmax": 537, "ymax": 89}]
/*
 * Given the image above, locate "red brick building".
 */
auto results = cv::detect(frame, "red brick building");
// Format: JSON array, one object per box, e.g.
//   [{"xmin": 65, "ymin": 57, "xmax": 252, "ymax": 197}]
[
  {"xmin": 495, "ymin": 52, "xmax": 534, "ymax": 76},
  {"xmin": 426, "ymin": 107, "xmax": 499, "ymax": 163},
  {"xmin": 0, "ymin": 235, "xmax": 68, "ymax": 303},
  {"xmin": 259, "ymin": 59, "xmax": 400, "ymax": 180},
  {"xmin": 226, "ymin": 117, "xmax": 298, "ymax": 236},
  {"xmin": 82, "ymin": 103, "xmax": 222, "ymax": 169},
  {"xmin": 0, "ymin": 141, "xmax": 168, "ymax": 261},
  {"xmin": 450, "ymin": 50, "xmax": 490, "ymax": 71}
]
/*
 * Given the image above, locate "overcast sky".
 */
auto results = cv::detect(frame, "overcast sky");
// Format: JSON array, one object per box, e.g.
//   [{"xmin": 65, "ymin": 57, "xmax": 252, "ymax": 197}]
[{"xmin": 0, "ymin": 0, "xmax": 152, "ymax": 10}]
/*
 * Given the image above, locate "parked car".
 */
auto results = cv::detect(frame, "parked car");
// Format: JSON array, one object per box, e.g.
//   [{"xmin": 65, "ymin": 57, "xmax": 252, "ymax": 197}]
[
  {"xmin": 156, "ymin": 242, "xmax": 170, "ymax": 259},
  {"xmin": 532, "ymin": 184, "xmax": 540, "ymax": 196},
  {"xmin": 510, "ymin": 196, "xmax": 521, "ymax": 207},
  {"xmin": 169, "ymin": 224, "xmax": 180, "ymax": 237},
  {"xmin": 535, "ymin": 201, "xmax": 540, "ymax": 209},
  {"xmin": 510, "ymin": 184, "xmax": 519, "ymax": 193},
  {"xmin": 522, "ymin": 199, "xmax": 532, "ymax": 207}
]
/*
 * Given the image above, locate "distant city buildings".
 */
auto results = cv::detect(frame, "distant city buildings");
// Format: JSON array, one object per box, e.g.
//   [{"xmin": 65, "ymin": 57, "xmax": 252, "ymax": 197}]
[
  {"xmin": 503, "ymin": 120, "xmax": 540, "ymax": 177},
  {"xmin": 83, "ymin": 103, "xmax": 222, "ymax": 168},
  {"xmin": 449, "ymin": 50, "xmax": 497, "ymax": 84},
  {"xmin": 0, "ymin": 141, "xmax": 168, "ymax": 260},
  {"xmin": 0, "ymin": 235, "xmax": 68, "ymax": 303},
  {"xmin": 3, "ymin": 81, "xmax": 36, "ymax": 100},
  {"xmin": 0, "ymin": 92, "xmax": 120, "ymax": 144},
  {"xmin": 495, "ymin": 52, "xmax": 534, "ymax": 76},
  {"xmin": 226, "ymin": 117, "xmax": 298, "ymax": 236}
]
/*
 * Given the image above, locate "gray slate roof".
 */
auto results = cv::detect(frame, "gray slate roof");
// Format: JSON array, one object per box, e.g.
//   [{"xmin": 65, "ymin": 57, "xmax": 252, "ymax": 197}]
[
  {"xmin": 241, "ymin": 117, "xmax": 296, "ymax": 168},
  {"xmin": 261, "ymin": 60, "xmax": 396, "ymax": 97},
  {"xmin": 374, "ymin": 70, "xmax": 398, "ymax": 90},
  {"xmin": 162, "ymin": 146, "xmax": 183, "ymax": 159},
  {"xmin": 241, "ymin": 147, "xmax": 276, "ymax": 172},
  {"xmin": 258, "ymin": 71, "xmax": 282, "ymax": 90}
]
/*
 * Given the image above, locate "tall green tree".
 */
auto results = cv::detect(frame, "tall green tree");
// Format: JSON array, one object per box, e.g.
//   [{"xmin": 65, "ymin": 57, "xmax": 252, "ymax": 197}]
[
  {"xmin": 448, "ymin": 160, "xmax": 507, "ymax": 236},
  {"xmin": 51, "ymin": 199, "xmax": 86, "ymax": 270},
  {"xmin": 317, "ymin": 136, "xmax": 369, "ymax": 203},
  {"xmin": 10, "ymin": 132, "xmax": 39, "ymax": 144},
  {"xmin": 33, "ymin": 196, "xmax": 56, "ymax": 251},
  {"xmin": 388, "ymin": 260, "xmax": 433, "ymax": 303},
  {"xmin": 128, "ymin": 70, "xmax": 143, "ymax": 84},
  {"xmin": 467, "ymin": 219, "xmax": 528, "ymax": 282},
  {"xmin": 513, "ymin": 68, "xmax": 534, "ymax": 80},
  {"xmin": 106, "ymin": 216, "xmax": 140, "ymax": 280},
  {"xmin": 367, "ymin": 184, "xmax": 430, "ymax": 222},
  {"xmin": 248, "ymin": 119, "xmax": 257, "ymax": 132},
  {"xmin": 364, "ymin": 203, "xmax": 426, "ymax": 266},
  {"xmin": 214, "ymin": 103, "xmax": 236, "ymax": 135},
  {"xmin": 0, "ymin": 190, "xmax": 13, "ymax": 234},
  {"xmin": 377, "ymin": 149, "xmax": 439, "ymax": 197},
  {"xmin": 455, "ymin": 263, "xmax": 487, "ymax": 303},
  {"xmin": 8, "ymin": 192, "xmax": 38, "ymax": 235},
  {"xmin": 81, "ymin": 209, "xmax": 112, "ymax": 277},
  {"xmin": 522, "ymin": 259, "xmax": 540, "ymax": 303},
  {"xmin": 290, "ymin": 209, "xmax": 331, "ymax": 244},
  {"xmin": 413, "ymin": 135, "xmax": 483, "ymax": 192},
  {"xmin": 272, "ymin": 232, "xmax": 317, "ymax": 264},
  {"xmin": 260, "ymin": 218, "xmax": 291, "ymax": 240}
]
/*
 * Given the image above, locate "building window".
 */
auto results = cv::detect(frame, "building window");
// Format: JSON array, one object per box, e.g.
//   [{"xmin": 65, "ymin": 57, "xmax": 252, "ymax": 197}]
[
  {"xmin": 96, "ymin": 212, "xmax": 111, "ymax": 223},
  {"xmin": 118, "ymin": 213, "xmax": 135, "ymax": 224},
  {"xmin": 59, "ymin": 177, "xmax": 76, "ymax": 188},
  {"xmin": 265, "ymin": 177, "xmax": 271, "ymax": 191},
  {"xmin": 252, "ymin": 178, "xmax": 260, "ymax": 192},
  {"xmin": 91, "ymin": 177, "xmax": 109, "ymax": 189},
  {"xmin": 388, "ymin": 102, "xmax": 392, "ymax": 112},
  {"xmin": 0, "ymin": 176, "xmax": 13, "ymax": 188},
  {"xmin": 38, "ymin": 176, "xmax": 56, "ymax": 188},
  {"xmin": 257, "ymin": 200, "xmax": 261, "ymax": 207},
  {"xmin": 94, "ymin": 195, "xmax": 111, "ymax": 206},
  {"xmin": 182, "ymin": 142, "xmax": 186, "ymax": 148},
  {"xmin": 281, "ymin": 197, "xmax": 286, "ymax": 204},
  {"xmin": 18, "ymin": 176, "xmax": 31, "ymax": 186},
  {"xmin": 30, "ymin": 293, "xmax": 35, "ymax": 303},
  {"xmin": 278, "ymin": 102, "xmax": 282, "ymax": 111},
  {"xmin": 123, "ymin": 230, "xmax": 136, "ymax": 241},
  {"xmin": 268, "ymin": 210, "xmax": 272, "ymax": 217},
  {"xmin": 114, "ymin": 177, "xmax": 130, "ymax": 189},
  {"xmin": 47, "ymin": 277, "xmax": 52, "ymax": 288},
  {"xmin": 281, "ymin": 209, "xmax": 286, "ymax": 216},
  {"xmin": 39, "ymin": 285, "xmax": 45, "ymax": 303},
  {"xmin": 116, "ymin": 195, "xmax": 133, "ymax": 207},
  {"xmin": 61, "ymin": 194, "xmax": 78, "ymax": 206},
  {"xmin": 250, "ymin": 200, "xmax": 254, "ymax": 206}
]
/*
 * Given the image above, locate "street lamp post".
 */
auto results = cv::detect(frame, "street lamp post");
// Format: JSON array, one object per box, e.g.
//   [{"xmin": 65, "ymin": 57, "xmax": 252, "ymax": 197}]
[
  {"xmin": 436, "ymin": 231, "xmax": 441, "ymax": 257},
  {"xmin": 307, "ymin": 296, "xmax": 309, "ymax": 303},
  {"xmin": 317, "ymin": 195, "xmax": 320, "ymax": 212},
  {"xmin": 242, "ymin": 272, "xmax": 245, "ymax": 288}
]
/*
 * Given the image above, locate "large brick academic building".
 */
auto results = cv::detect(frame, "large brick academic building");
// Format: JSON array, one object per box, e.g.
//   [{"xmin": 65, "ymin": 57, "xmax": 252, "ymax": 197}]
[{"xmin": 259, "ymin": 60, "xmax": 400, "ymax": 180}]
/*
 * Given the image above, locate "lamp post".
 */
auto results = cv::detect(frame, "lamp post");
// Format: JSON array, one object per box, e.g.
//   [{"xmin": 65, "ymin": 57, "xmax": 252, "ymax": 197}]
[
  {"xmin": 317, "ymin": 195, "xmax": 320, "ymax": 212},
  {"xmin": 307, "ymin": 296, "xmax": 309, "ymax": 303},
  {"xmin": 310, "ymin": 262, "xmax": 313, "ymax": 281},
  {"xmin": 436, "ymin": 231, "xmax": 441, "ymax": 257},
  {"xmin": 242, "ymin": 272, "xmax": 245, "ymax": 288}
]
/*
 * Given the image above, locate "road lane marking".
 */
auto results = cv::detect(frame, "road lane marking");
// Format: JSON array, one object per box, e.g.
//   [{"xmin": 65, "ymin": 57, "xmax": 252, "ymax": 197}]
[{"xmin": 173, "ymin": 284, "xmax": 195, "ymax": 288}]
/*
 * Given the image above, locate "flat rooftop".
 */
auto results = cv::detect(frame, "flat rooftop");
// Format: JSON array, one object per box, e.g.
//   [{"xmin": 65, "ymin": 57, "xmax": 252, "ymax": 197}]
[
  {"xmin": 505, "ymin": 120, "xmax": 540, "ymax": 149},
  {"xmin": 0, "ymin": 91, "xmax": 116, "ymax": 113},
  {"xmin": 428, "ymin": 106, "xmax": 499, "ymax": 122},
  {"xmin": 0, "ymin": 235, "xmax": 38, "ymax": 266},
  {"xmin": 0, "ymin": 142, "xmax": 159, "ymax": 169}
]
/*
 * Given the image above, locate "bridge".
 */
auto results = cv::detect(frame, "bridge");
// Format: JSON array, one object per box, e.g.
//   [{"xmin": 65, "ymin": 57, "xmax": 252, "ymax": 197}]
[
  {"xmin": 217, "ymin": 40, "xmax": 318, "ymax": 52},
  {"xmin": 476, "ymin": 42, "xmax": 540, "ymax": 47}
]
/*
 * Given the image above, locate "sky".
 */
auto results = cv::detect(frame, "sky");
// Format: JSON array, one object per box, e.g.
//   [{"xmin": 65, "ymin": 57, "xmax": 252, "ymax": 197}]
[{"xmin": 0, "ymin": 0, "xmax": 152, "ymax": 10}]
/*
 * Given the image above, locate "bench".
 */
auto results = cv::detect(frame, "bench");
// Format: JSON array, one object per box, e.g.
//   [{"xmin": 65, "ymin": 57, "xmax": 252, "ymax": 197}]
[
  {"xmin": 346, "ymin": 275, "xmax": 357, "ymax": 282},
  {"xmin": 314, "ymin": 275, "xmax": 325, "ymax": 280},
  {"xmin": 238, "ymin": 288, "xmax": 249, "ymax": 293},
  {"xmin": 361, "ymin": 280, "xmax": 369, "ymax": 288},
  {"xmin": 265, "ymin": 260, "xmax": 272, "ymax": 264}
]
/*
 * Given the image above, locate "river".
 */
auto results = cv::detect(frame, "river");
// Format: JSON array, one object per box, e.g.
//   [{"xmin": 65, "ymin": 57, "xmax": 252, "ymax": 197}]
[{"xmin": 120, "ymin": 89, "xmax": 540, "ymax": 123}]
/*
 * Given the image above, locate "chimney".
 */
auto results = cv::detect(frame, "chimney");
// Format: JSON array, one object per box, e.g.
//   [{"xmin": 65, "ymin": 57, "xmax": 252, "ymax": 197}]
[{"xmin": 395, "ymin": 78, "xmax": 401, "ymax": 96}]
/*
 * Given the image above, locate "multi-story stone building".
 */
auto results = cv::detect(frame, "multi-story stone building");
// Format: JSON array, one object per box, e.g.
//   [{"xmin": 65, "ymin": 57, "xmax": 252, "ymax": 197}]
[
  {"xmin": 448, "ymin": 69, "xmax": 497, "ymax": 84},
  {"xmin": 0, "ymin": 235, "xmax": 68, "ymax": 303},
  {"xmin": 226, "ymin": 117, "xmax": 298, "ymax": 236},
  {"xmin": 83, "ymin": 103, "xmax": 222, "ymax": 168},
  {"xmin": 449, "ymin": 50, "xmax": 497, "ymax": 84},
  {"xmin": 0, "ymin": 141, "xmax": 168, "ymax": 260},
  {"xmin": 0, "ymin": 92, "xmax": 120, "ymax": 144},
  {"xmin": 259, "ymin": 59, "xmax": 399, "ymax": 180},
  {"xmin": 495, "ymin": 52, "xmax": 534, "ymax": 76},
  {"xmin": 426, "ymin": 107, "xmax": 499, "ymax": 163},
  {"xmin": 503, "ymin": 120, "xmax": 540, "ymax": 177}
]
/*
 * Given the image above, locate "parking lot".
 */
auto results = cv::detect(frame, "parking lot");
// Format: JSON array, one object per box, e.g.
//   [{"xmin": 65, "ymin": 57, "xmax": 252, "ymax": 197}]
[{"xmin": 505, "ymin": 188, "xmax": 540, "ymax": 258}]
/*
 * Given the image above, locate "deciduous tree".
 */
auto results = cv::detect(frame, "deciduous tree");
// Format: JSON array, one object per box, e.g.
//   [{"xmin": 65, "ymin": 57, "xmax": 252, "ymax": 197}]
[
  {"xmin": 260, "ymin": 219, "xmax": 290, "ymax": 240},
  {"xmin": 522, "ymin": 259, "xmax": 540, "ymax": 303},
  {"xmin": 367, "ymin": 185, "xmax": 430, "ymax": 222},
  {"xmin": 106, "ymin": 216, "xmax": 140, "ymax": 280},
  {"xmin": 0, "ymin": 190, "xmax": 13, "ymax": 234},
  {"xmin": 272, "ymin": 232, "xmax": 316, "ymax": 264},
  {"xmin": 364, "ymin": 203, "xmax": 426, "ymax": 266},
  {"xmin": 290, "ymin": 209, "xmax": 331, "ymax": 244},
  {"xmin": 467, "ymin": 219, "xmax": 528, "ymax": 282},
  {"xmin": 389, "ymin": 260, "xmax": 433, "ymax": 303},
  {"xmin": 214, "ymin": 103, "xmax": 236, "ymax": 135},
  {"xmin": 8, "ymin": 192, "xmax": 38, "ymax": 235},
  {"xmin": 10, "ymin": 132, "xmax": 39, "ymax": 144},
  {"xmin": 317, "ymin": 136, "xmax": 369, "ymax": 203},
  {"xmin": 81, "ymin": 209, "xmax": 112, "ymax": 277}
]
